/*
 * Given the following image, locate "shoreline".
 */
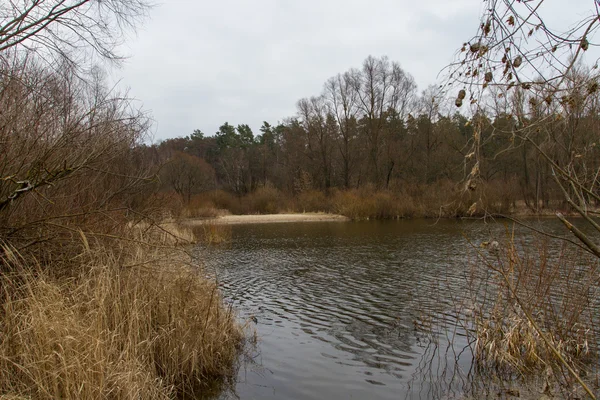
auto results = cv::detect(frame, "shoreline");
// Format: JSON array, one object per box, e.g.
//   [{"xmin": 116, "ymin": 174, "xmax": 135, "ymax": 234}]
[
  {"xmin": 180, "ymin": 210, "xmax": 593, "ymax": 226},
  {"xmin": 183, "ymin": 213, "xmax": 350, "ymax": 225}
]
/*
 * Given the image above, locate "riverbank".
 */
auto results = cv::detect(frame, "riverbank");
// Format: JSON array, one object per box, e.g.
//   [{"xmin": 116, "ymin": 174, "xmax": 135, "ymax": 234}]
[
  {"xmin": 0, "ymin": 223, "xmax": 243, "ymax": 399},
  {"xmin": 181, "ymin": 208, "xmax": 591, "ymax": 227},
  {"xmin": 180, "ymin": 207, "xmax": 591, "ymax": 228},
  {"xmin": 178, "ymin": 187, "xmax": 593, "ymax": 222},
  {"xmin": 184, "ymin": 212, "xmax": 350, "ymax": 225}
]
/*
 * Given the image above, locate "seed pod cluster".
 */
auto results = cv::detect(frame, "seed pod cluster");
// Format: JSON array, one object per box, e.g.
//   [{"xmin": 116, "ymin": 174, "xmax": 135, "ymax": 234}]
[
  {"xmin": 455, "ymin": 89, "xmax": 466, "ymax": 107},
  {"xmin": 513, "ymin": 56, "xmax": 522, "ymax": 68},
  {"xmin": 581, "ymin": 37, "xmax": 589, "ymax": 51}
]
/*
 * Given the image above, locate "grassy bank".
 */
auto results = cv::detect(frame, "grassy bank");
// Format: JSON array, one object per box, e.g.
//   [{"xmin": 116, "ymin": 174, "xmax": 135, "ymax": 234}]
[{"xmin": 0, "ymin": 225, "xmax": 243, "ymax": 399}]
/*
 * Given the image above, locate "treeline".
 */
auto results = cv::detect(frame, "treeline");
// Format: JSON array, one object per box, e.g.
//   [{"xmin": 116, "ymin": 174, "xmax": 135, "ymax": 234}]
[{"xmin": 150, "ymin": 55, "xmax": 600, "ymax": 217}]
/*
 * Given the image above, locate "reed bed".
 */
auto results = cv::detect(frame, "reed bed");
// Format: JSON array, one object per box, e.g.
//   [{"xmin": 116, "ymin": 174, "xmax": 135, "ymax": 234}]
[
  {"xmin": 465, "ymin": 234, "xmax": 600, "ymax": 396},
  {"xmin": 0, "ymin": 225, "xmax": 243, "ymax": 399},
  {"xmin": 197, "ymin": 220, "xmax": 232, "ymax": 246}
]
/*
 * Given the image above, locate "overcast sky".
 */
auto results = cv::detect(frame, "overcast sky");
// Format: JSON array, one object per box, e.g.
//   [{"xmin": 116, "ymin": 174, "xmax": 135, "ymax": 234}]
[
  {"xmin": 111, "ymin": 0, "xmax": 486, "ymax": 141},
  {"xmin": 112, "ymin": 0, "xmax": 586, "ymax": 142}
]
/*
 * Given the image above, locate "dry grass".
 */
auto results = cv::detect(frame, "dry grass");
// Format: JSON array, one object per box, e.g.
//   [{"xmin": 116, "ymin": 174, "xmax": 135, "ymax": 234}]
[
  {"xmin": 465, "ymin": 234, "xmax": 599, "ymax": 394},
  {"xmin": 198, "ymin": 220, "xmax": 232, "ymax": 246},
  {"xmin": 0, "ymin": 226, "xmax": 243, "ymax": 399},
  {"xmin": 128, "ymin": 221, "xmax": 197, "ymax": 245}
]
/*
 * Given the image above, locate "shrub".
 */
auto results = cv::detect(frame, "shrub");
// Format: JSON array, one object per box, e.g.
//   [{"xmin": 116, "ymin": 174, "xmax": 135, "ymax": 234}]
[
  {"xmin": 330, "ymin": 189, "xmax": 419, "ymax": 220},
  {"xmin": 208, "ymin": 190, "xmax": 242, "ymax": 214},
  {"xmin": 295, "ymin": 190, "xmax": 330, "ymax": 212},
  {"xmin": 243, "ymin": 185, "xmax": 282, "ymax": 214},
  {"xmin": 182, "ymin": 195, "xmax": 223, "ymax": 219}
]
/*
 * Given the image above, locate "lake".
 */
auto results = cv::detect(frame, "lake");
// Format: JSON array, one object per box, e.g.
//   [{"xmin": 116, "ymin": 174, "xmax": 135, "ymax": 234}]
[{"xmin": 196, "ymin": 218, "xmax": 597, "ymax": 399}]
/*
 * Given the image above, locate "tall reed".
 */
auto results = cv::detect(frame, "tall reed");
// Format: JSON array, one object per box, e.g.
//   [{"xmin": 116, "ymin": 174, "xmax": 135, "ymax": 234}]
[
  {"xmin": 0, "ymin": 225, "xmax": 243, "ymax": 399},
  {"xmin": 464, "ymin": 234, "xmax": 599, "ymax": 396}
]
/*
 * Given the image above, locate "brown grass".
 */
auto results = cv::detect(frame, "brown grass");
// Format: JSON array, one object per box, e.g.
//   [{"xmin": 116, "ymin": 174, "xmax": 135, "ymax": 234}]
[
  {"xmin": 0, "ymin": 226, "xmax": 243, "ymax": 399},
  {"xmin": 128, "ymin": 220, "xmax": 197, "ymax": 245},
  {"xmin": 465, "ymin": 233, "xmax": 599, "ymax": 394},
  {"xmin": 198, "ymin": 220, "xmax": 232, "ymax": 245}
]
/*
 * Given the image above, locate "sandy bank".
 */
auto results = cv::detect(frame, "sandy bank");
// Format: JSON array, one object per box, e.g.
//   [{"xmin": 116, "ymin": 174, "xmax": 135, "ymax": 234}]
[{"xmin": 184, "ymin": 213, "xmax": 350, "ymax": 225}]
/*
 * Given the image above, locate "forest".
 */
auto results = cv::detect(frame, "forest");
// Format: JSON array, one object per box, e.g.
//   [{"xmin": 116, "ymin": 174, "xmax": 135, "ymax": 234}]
[{"xmin": 151, "ymin": 55, "xmax": 600, "ymax": 219}]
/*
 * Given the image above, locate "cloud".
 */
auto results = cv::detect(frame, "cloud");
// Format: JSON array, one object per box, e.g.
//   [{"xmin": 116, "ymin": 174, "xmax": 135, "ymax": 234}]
[{"xmin": 116, "ymin": 0, "xmax": 483, "ymax": 141}]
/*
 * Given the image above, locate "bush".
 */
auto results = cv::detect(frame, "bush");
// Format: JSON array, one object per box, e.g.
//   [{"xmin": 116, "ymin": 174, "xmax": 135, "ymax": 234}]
[
  {"xmin": 330, "ymin": 189, "xmax": 418, "ymax": 220},
  {"xmin": 295, "ymin": 190, "xmax": 330, "ymax": 212},
  {"xmin": 206, "ymin": 190, "xmax": 240, "ymax": 214},
  {"xmin": 242, "ymin": 185, "xmax": 282, "ymax": 214},
  {"xmin": 181, "ymin": 194, "xmax": 223, "ymax": 219}
]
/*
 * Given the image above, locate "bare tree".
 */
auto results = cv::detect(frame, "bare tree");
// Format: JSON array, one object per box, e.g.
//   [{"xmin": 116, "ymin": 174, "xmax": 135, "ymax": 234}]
[
  {"xmin": 0, "ymin": 0, "xmax": 152, "ymax": 260},
  {"xmin": 0, "ymin": 0, "xmax": 148, "ymax": 67},
  {"xmin": 449, "ymin": 0, "xmax": 600, "ymax": 258},
  {"xmin": 324, "ymin": 72, "xmax": 360, "ymax": 188},
  {"xmin": 297, "ymin": 96, "xmax": 336, "ymax": 189},
  {"xmin": 161, "ymin": 152, "xmax": 215, "ymax": 204},
  {"xmin": 352, "ymin": 56, "xmax": 417, "ymax": 187}
]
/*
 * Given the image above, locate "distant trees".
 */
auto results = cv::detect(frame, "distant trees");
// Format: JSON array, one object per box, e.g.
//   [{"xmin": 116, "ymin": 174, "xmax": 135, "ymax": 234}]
[
  {"xmin": 150, "ymin": 51, "xmax": 600, "ymax": 225},
  {"xmin": 324, "ymin": 72, "xmax": 360, "ymax": 188},
  {"xmin": 297, "ymin": 96, "xmax": 336, "ymax": 189},
  {"xmin": 283, "ymin": 56, "xmax": 419, "ymax": 190},
  {"xmin": 161, "ymin": 152, "xmax": 215, "ymax": 203},
  {"xmin": 354, "ymin": 56, "xmax": 417, "ymax": 187},
  {"xmin": 148, "ymin": 57, "xmax": 471, "ymax": 195},
  {"xmin": 213, "ymin": 123, "xmax": 256, "ymax": 194}
]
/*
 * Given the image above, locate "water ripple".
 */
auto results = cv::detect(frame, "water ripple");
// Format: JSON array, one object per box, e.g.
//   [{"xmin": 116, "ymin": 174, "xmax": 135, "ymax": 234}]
[{"xmin": 196, "ymin": 219, "xmax": 575, "ymax": 399}]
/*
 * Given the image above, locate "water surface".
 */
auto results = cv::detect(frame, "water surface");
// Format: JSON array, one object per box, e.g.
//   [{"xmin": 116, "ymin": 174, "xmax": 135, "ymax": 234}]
[{"xmin": 197, "ymin": 218, "xmax": 590, "ymax": 399}]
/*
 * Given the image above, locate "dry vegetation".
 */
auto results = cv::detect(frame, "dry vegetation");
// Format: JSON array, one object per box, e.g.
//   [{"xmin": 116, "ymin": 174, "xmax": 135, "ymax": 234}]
[
  {"xmin": 177, "ymin": 179, "xmax": 536, "ymax": 221},
  {"xmin": 0, "ymin": 226, "xmax": 243, "ymax": 399},
  {"xmin": 463, "ymin": 235, "xmax": 600, "ymax": 396},
  {"xmin": 448, "ymin": 2, "xmax": 600, "ymax": 396},
  {"xmin": 197, "ymin": 220, "xmax": 232, "ymax": 245},
  {"xmin": 0, "ymin": 2, "xmax": 244, "ymax": 398}
]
